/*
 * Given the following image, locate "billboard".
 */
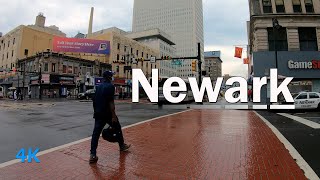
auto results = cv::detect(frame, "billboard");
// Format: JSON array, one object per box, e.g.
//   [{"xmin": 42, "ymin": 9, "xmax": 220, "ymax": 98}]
[{"xmin": 53, "ymin": 37, "xmax": 110, "ymax": 54}]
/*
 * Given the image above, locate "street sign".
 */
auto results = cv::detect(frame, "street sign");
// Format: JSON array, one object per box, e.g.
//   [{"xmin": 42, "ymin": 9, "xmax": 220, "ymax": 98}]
[
  {"xmin": 150, "ymin": 56, "xmax": 156, "ymax": 63},
  {"xmin": 124, "ymin": 66, "xmax": 132, "ymax": 71}
]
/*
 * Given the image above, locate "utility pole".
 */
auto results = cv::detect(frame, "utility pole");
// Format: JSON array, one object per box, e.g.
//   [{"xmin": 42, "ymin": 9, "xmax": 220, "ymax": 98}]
[
  {"xmin": 197, "ymin": 43, "xmax": 202, "ymax": 86},
  {"xmin": 39, "ymin": 63, "xmax": 42, "ymax": 100}
]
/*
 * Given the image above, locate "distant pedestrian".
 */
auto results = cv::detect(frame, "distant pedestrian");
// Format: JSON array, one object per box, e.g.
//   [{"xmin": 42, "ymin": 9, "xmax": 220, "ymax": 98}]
[
  {"xmin": 13, "ymin": 90, "xmax": 17, "ymax": 101},
  {"xmin": 248, "ymin": 89, "xmax": 253, "ymax": 102},
  {"xmin": 28, "ymin": 90, "xmax": 31, "ymax": 99},
  {"xmin": 89, "ymin": 70, "xmax": 130, "ymax": 164},
  {"xmin": 53, "ymin": 90, "xmax": 57, "ymax": 98}
]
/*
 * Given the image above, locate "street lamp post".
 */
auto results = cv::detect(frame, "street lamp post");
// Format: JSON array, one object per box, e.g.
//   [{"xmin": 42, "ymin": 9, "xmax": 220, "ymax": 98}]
[{"xmin": 272, "ymin": 18, "xmax": 282, "ymax": 69}]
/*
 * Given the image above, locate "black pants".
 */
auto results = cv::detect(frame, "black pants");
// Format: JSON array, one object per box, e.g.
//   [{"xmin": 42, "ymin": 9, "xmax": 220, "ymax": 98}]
[{"xmin": 90, "ymin": 117, "xmax": 124, "ymax": 156}]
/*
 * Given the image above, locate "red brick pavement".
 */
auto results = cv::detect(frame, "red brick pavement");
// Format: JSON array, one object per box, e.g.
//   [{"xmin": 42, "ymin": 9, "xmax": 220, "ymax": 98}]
[{"xmin": 0, "ymin": 110, "xmax": 307, "ymax": 179}]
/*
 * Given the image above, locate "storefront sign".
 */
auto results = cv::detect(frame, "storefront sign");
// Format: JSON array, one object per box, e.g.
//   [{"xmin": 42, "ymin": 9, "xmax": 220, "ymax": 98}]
[
  {"xmin": 53, "ymin": 37, "xmax": 110, "ymax": 54},
  {"xmin": 59, "ymin": 76, "xmax": 74, "ymax": 85},
  {"xmin": 288, "ymin": 60, "xmax": 320, "ymax": 69}
]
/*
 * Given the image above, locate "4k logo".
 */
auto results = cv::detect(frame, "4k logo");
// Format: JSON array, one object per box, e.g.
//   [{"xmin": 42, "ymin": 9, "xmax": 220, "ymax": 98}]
[{"xmin": 16, "ymin": 148, "xmax": 40, "ymax": 163}]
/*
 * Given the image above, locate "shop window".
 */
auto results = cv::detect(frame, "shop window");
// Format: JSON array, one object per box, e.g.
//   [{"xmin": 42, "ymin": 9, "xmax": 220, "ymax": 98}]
[
  {"xmin": 309, "ymin": 93, "xmax": 319, "ymax": 99},
  {"xmin": 44, "ymin": 63, "xmax": 48, "ymax": 72},
  {"xmin": 305, "ymin": 0, "xmax": 314, "ymax": 13},
  {"xmin": 292, "ymin": 0, "xmax": 302, "ymax": 12},
  {"xmin": 52, "ymin": 63, "xmax": 56, "ymax": 73},
  {"xmin": 275, "ymin": 0, "xmax": 285, "ymax": 13},
  {"xmin": 299, "ymin": 28, "xmax": 318, "ymax": 51},
  {"xmin": 268, "ymin": 27, "xmax": 288, "ymax": 51},
  {"xmin": 296, "ymin": 93, "xmax": 307, "ymax": 99},
  {"xmin": 68, "ymin": 66, "xmax": 73, "ymax": 74},
  {"xmin": 63, "ymin": 65, "xmax": 67, "ymax": 73}
]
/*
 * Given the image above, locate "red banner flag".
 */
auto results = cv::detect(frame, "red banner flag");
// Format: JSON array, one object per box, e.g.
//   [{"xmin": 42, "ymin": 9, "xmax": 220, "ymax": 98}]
[
  {"xmin": 234, "ymin": 47, "xmax": 243, "ymax": 59},
  {"xmin": 243, "ymin": 58, "xmax": 250, "ymax": 64}
]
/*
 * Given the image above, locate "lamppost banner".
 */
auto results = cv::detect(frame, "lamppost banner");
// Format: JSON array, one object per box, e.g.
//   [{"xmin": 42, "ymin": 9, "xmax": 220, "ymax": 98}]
[{"xmin": 53, "ymin": 36, "xmax": 111, "ymax": 54}]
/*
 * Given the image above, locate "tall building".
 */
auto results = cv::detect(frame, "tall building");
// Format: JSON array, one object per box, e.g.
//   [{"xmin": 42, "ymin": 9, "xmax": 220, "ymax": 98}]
[
  {"xmin": 132, "ymin": 0, "xmax": 204, "ymax": 78},
  {"xmin": 204, "ymin": 51, "xmax": 222, "ymax": 82},
  {"xmin": 248, "ymin": 0, "xmax": 320, "ymax": 103},
  {"xmin": 126, "ymin": 28, "xmax": 177, "ymax": 77}
]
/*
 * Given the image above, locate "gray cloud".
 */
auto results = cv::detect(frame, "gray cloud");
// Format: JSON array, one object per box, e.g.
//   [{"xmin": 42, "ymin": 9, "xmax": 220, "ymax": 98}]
[{"xmin": 0, "ymin": 0, "xmax": 249, "ymax": 76}]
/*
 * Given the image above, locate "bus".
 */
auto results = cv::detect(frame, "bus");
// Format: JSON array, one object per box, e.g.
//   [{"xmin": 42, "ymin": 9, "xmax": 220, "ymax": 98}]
[
  {"xmin": 150, "ymin": 76, "xmax": 194, "ymax": 104},
  {"xmin": 0, "ymin": 86, "xmax": 3, "ymax": 98}
]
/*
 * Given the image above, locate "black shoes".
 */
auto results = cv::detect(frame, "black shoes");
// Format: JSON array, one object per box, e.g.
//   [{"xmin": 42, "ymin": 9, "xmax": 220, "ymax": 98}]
[
  {"xmin": 89, "ymin": 154, "xmax": 99, "ymax": 164},
  {"xmin": 120, "ymin": 143, "xmax": 131, "ymax": 152}
]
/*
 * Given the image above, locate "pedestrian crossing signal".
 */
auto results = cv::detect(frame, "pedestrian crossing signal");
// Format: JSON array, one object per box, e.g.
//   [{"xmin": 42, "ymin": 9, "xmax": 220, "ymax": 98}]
[{"xmin": 192, "ymin": 61, "xmax": 196, "ymax": 72}]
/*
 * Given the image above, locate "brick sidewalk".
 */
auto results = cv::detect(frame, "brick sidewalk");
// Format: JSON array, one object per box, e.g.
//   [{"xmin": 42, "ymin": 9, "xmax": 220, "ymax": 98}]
[{"xmin": 0, "ymin": 110, "xmax": 306, "ymax": 179}]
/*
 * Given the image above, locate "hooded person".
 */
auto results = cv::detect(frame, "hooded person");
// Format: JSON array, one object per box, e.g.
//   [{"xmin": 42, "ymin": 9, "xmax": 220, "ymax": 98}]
[{"xmin": 89, "ymin": 70, "xmax": 131, "ymax": 164}]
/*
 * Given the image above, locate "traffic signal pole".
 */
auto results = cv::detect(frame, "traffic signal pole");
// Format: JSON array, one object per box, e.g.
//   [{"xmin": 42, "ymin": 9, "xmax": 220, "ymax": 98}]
[{"xmin": 197, "ymin": 43, "xmax": 202, "ymax": 87}]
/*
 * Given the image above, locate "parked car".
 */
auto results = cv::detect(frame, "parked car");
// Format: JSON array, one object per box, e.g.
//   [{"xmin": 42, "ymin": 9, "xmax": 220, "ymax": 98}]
[
  {"xmin": 282, "ymin": 91, "xmax": 320, "ymax": 110},
  {"xmin": 78, "ymin": 89, "xmax": 95, "ymax": 100}
]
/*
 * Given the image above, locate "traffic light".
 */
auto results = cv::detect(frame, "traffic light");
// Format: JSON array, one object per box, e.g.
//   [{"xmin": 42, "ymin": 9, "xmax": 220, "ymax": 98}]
[{"xmin": 192, "ymin": 61, "xmax": 197, "ymax": 72}]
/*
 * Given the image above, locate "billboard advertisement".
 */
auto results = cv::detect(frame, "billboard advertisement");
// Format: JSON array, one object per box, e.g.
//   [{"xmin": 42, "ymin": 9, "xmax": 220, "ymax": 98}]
[{"xmin": 53, "ymin": 37, "xmax": 110, "ymax": 54}]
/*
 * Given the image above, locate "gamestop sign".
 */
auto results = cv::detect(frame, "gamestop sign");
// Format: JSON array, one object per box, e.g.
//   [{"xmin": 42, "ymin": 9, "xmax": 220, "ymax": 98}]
[
  {"xmin": 288, "ymin": 60, "xmax": 320, "ymax": 69},
  {"xmin": 53, "ymin": 37, "xmax": 110, "ymax": 54}
]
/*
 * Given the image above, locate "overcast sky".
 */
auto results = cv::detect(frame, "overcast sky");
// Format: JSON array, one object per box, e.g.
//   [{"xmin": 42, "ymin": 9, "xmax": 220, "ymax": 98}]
[{"xmin": 0, "ymin": 0, "xmax": 250, "ymax": 78}]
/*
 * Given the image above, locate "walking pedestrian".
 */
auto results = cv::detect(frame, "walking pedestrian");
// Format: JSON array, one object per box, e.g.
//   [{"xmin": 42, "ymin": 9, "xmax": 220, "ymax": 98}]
[
  {"xmin": 89, "ymin": 70, "xmax": 130, "ymax": 164},
  {"xmin": 53, "ymin": 90, "xmax": 57, "ymax": 98},
  {"xmin": 28, "ymin": 90, "xmax": 31, "ymax": 99},
  {"xmin": 13, "ymin": 90, "xmax": 17, "ymax": 101}
]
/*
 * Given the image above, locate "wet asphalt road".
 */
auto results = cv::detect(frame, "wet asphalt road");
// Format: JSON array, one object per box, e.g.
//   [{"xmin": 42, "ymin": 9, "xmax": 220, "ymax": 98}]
[
  {"xmin": 257, "ymin": 110, "xmax": 320, "ymax": 177},
  {"xmin": 0, "ymin": 101, "xmax": 185, "ymax": 163}
]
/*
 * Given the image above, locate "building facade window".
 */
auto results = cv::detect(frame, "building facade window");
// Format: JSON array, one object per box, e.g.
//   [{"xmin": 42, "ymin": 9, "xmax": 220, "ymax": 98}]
[
  {"xmin": 68, "ymin": 66, "xmax": 73, "ymax": 73},
  {"xmin": 7, "ymin": 41, "xmax": 9, "ymax": 47},
  {"xmin": 292, "ymin": 0, "xmax": 302, "ymax": 12},
  {"xmin": 117, "ymin": 54, "xmax": 120, "ymax": 60},
  {"xmin": 63, "ymin": 65, "xmax": 67, "ymax": 73},
  {"xmin": 275, "ymin": 0, "xmax": 285, "ymax": 13},
  {"xmin": 74, "ymin": 67, "xmax": 78, "ymax": 75},
  {"xmin": 299, "ymin": 27, "xmax": 318, "ymax": 51},
  {"xmin": 13, "ymin": 38, "xmax": 15, "ymax": 45},
  {"xmin": 136, "ymin": 50, "xmax": 139, "ymax": 56},
  {"xmin": 142, "ymin": 52, "xmax": 144, "ymax": 57},
  {"xmin": 44, "ymin": 63, "xmax": 48, "ymax": 72},
  {"xmin": 12, "ymin": 50, "xmax": 14, "ymax": 57},
  {"xmin": 267, "ymin": 27, "xmax": 288, "ymax": 51},
  {"xmin": 117, "ymin": 43, "xmax": 120, "ymax": 50},
  {"xmin": 305, "ymin": 0, "xmax": 314, "ymax": 13},
  {"xmin": 52, "ymin": 63, "xmax": 56, "ymax": 72}
]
